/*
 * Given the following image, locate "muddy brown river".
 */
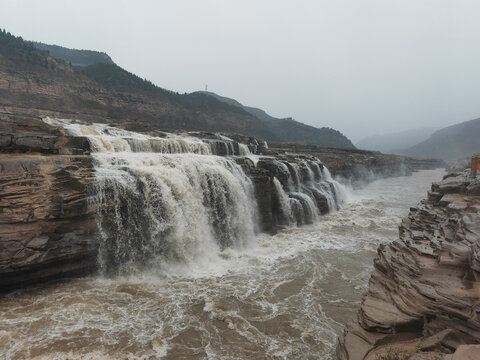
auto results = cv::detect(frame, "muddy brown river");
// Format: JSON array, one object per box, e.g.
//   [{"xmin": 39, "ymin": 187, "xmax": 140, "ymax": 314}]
[{"xmin": 0, "ymin": 169, "xmax": 444, "ymax": 360}]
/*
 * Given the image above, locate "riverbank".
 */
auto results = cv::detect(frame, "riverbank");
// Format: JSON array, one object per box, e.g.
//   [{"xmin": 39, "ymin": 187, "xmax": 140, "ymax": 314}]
[
  {"xmin": 337, "ymin": 171, "xmax": 480, "ymax": 359},
  {"xmin": 0, "ymin": 170, "xmax": 444, "ymax": 359},
  {"xmin": 0, "ymin": 111, "xmax": 444, "ymax": 291}
]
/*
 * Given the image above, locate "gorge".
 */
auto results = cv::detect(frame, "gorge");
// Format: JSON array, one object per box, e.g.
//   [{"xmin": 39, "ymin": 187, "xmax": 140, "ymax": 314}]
[
  {"xmin": 1, "ymin": 112, "xmax": 356, "ymax": 288},
  {"xmin": 1, "ymin": 11, "xmax": 479, "ymax": 359},
  {"xmin": 0, "ymin": 110, "xmax": 449, "ymax": 359}
]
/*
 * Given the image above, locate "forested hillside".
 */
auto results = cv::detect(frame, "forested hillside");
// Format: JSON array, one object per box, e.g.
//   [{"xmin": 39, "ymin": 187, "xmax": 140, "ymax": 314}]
[{"xmin": 1, "ymin": 29, "xmax": 354, "ymax": 148}]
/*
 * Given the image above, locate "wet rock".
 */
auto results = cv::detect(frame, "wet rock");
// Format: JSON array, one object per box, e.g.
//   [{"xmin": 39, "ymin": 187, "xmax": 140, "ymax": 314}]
[
  {"xmin": 466, "ymin": 178, "xmax": 480, "ymax": 195},
  {"xmin": 0, "ymin": 114, "xmax": 98, "ymax": 290},
  {"xmin": 265, "ymin": 143, "xmax": 444, "ymax": 185},
  {"xmin": 409, "ymin": 353, "xmax": 452, "ymax": 360},
  {"xmin": 337, "ymin": 173, "xmax": 480, "ymax": 359}
]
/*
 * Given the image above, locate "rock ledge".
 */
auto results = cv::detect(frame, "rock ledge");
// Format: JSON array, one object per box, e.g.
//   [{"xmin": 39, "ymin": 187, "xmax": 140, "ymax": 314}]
[{"xmin": 337, "ymin": 172, "xmax": 480, "ymax": 360}]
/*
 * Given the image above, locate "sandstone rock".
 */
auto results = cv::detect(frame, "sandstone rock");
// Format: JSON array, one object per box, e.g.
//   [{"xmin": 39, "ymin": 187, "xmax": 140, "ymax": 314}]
[
  {"xmin": 0, "ymin": 113, "xmax": 98, "ymax": 290},
  {"xmin": 452, "ymin": 345, "xmax": 480, "ymax": 360},
  {"xmin": 337, "ymin": 174, "xmax": 480, "ymax": 359},
  {"xmin": 409, "ymin": 353, "xmax": 452, "ymax": 360},
  {"xmin": 266, "ymin": 143, "xmax": 444, "ymax": 185}
]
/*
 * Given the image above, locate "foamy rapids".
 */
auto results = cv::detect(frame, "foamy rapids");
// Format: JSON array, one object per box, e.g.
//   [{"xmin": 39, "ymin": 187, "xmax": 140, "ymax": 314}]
[{"xmin": 0, "ymin": 117, "xmax": 444, "ymax": 359}]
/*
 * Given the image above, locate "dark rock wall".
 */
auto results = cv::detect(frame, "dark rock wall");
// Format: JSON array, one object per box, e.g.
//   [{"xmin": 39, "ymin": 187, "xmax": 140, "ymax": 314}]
[{"xmin": 0, "ymin": 155, "xmax": 96, "ymax": 289}]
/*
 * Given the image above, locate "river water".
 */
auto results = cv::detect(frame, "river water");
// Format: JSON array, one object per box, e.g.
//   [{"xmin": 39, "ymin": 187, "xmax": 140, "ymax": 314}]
[{"xmin": 0, "ymin": 169, "xmax": 444, "ymax": 360}]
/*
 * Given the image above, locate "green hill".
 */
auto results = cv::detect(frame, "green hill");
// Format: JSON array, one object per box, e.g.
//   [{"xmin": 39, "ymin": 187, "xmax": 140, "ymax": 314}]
[
  {"xmin": 33, "ymin": 42, "xmax": 114, "ymax": 66},
  {"xmin": 199, "ymin": 91, "xmax": 354, "ymax": 148},
  {"xmin": 0, "ymin": 28, "xmax": 354, "ymax": 148}
]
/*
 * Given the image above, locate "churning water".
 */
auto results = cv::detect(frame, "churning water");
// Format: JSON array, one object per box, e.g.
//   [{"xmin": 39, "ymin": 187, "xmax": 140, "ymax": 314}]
[
  {"xmin": 0, "ymin": 119, "xmax": 443, "ymax": 359},
  {"xmin": 0, "ymin": 168, "xmax": 443, "ymax": 359}
]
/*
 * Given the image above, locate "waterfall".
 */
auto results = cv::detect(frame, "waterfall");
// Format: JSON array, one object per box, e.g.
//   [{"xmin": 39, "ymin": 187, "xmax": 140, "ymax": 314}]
[
  {"xmin": 91, "ymin": 154, "xmax": 256, "ymax": 272},
  {"xmin": 47, "ymin": 119, "xmax": 258, "ymax": 272},
  {"xmin": 273, "ymin": 177, "xmax": 294, "ymax": 225},
  {"xmin": 321, "ymin": 166, "xmax": 349, "ymax": 207},
  {"xmin": 43, "ymin": 118, "xmax": 348, "ymax": 272},
  {"xmin": 260, "ymin": 156, "xmax": 349, "ymax": 227}
]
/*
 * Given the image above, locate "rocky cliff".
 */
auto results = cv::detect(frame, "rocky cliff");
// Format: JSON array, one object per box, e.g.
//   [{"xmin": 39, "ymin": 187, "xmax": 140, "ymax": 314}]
[
  {"xmin": 0, "ymin": 29, "xmax": 357, "ymax": 148},
  {"xmin": 0, "ymin": 111, "xmax": 444, "ymax": 291},
  {"xmin": 266, "ymin": 143, "xmax": 444, "ymax": 186},
  {"xmin": 337, "ymin": 172, "xmax": 480, "ymax": 360},
  {"xmin": 0, "ymin": 112, "xmax": 97, "ymax": 289}
]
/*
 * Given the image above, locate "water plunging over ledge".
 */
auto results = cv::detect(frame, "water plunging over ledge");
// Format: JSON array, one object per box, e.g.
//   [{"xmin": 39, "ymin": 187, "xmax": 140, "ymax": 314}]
[
  {"xmin": 0, "ymin": 168, "xmax": 444, "ymax": 359},
  {"xmin": 42, "ymin": 118, "xmax": 348, "ymax": 274}
]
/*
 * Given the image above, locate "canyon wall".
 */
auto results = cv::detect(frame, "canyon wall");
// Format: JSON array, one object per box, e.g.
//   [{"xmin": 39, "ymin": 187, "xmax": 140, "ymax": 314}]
[
  {"xmin": 267, "ymin": 143, "xmax": 444, "ymax": 186},
  {"xmin": 337, "ymin": 172, "xmax": 480, "ymax": 360},
  {"xmin": 0, "ymin": 111, "xmax": 444, "ymax": 290}
]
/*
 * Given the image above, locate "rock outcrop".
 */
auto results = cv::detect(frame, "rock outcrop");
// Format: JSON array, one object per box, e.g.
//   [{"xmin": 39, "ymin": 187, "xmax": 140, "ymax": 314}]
[
  {"xmin": 0, "ymin": 113, "xmax": 96, "ymax": 290},
  {"xmin": 266, "ymin": 143, "xmax": 444, "ymax": 185},
  {"xmin": 337, "ymin": 172, "xmax": 480, "ymax": 360},
  {"xmin": 0, "ymin": 111, "xmax": 445, "ymax": 291}
]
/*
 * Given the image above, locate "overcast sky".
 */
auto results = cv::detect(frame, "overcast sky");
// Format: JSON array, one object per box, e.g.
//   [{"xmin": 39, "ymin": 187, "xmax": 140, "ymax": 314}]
[{"xmin": 2, "ymin": 0, "xmax": 480, "ymax": 141}]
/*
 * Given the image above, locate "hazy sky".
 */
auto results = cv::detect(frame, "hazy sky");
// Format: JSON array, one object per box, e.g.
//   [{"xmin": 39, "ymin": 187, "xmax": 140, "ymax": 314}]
[{"xmin": 2, "ymin": 0, "xmax": 480, "ymax": 141}]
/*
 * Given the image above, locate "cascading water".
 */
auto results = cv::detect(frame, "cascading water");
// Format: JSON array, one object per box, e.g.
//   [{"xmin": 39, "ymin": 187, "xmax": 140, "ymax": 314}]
[
  {"xmin": 265, "ymin": 156, "xmax": 349, "ymax": 227},
  {"xmin": 91, "ymin": 153, "xmax": 257, "ymax": 273},
  {"xmin": 46, "ymin": 118, "xmax": 257, "ymax": 273},
  {"xmin": 0, "ymin": 169, "xmax": 444, "ymax": 360},
  {"xmin": 43, "ymin": 118, "xmax": 348, "ymax": 272}
]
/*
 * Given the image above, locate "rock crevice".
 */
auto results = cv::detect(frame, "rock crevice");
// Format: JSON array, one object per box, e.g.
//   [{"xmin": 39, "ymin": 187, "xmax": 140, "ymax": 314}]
[{"xmin": 337, "ymin": 172, "xmax": 480, "ymax": 360}]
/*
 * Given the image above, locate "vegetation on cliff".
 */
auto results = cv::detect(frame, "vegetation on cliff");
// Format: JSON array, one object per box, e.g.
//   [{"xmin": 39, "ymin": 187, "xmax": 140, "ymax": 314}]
[
  {"xmin": 78, "ymin": 62, "xmax": 250, "ymax": 114},
  {"xmin": 0, "ymin": 29, "xmax": 48, "ymax": 66},
  {"xmin": 0, "ymin": 28, "xmax": 354, "ymax": 148},
  {"xmin": 199, "ymin": 91, "xmax": 355, "ymax": 147},
  {"xmin": 33, "ymin": 42, "xmax": 114, "ymax": 67}
]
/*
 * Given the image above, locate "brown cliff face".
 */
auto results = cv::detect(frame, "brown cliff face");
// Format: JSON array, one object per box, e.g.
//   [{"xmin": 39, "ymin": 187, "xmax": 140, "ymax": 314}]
[
  {"xmin": 337, "ymin": 173, "xmax": 480, "ymax": 360},
  {"xmin": 0, "ymin": 112, "xmax": 97, "ymax": 289},
  {"xmin": 0, "ymin": 52, "xmax": 272, "ymax": 138},
  {"xmin": 267, "ymin": 143, "xmax": 444, "ymax": 185},
  {"xmin": 0, "ymin": 110, "xmax": 445, "ymax": 291}
]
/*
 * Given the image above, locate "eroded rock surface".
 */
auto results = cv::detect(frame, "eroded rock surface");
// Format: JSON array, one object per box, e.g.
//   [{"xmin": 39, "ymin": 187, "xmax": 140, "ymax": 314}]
[
  {"xmin": 337, "ymin": 172, "xmax": 480, "ymax": 360},
  {"xmin": 266, "ymin": 143, "xmax": 444, "ymax": 185},
  {"xmin": 0, "ymin": 111, "xmax": 446, "ymax": 291}
]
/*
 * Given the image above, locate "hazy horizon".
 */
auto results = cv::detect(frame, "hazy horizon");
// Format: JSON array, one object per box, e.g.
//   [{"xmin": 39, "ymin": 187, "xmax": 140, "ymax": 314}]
[{"xmin": 2, "ymin": 0, "xmax": 480, "ymax": 141}]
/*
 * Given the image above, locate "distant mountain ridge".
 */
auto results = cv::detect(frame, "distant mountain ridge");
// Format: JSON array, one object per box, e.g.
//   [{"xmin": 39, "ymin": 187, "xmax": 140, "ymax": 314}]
[
  {"xmin": 356, "ymin": 126, "xmax": 440, "ymax": 154},
  {"xmin": 403, "ymin": 118, "xmax": 480, "ymax": 160},
  {"xmin": 0, "ymin": 29, "xmax": 353, "ymax": 148},
  {"xmin": 33, "ymin": 42, "xmax": 114, "ymax": 66},
  {"xmin": 199, "ymin": 91, "xmax": 354, "ymax": 148}
]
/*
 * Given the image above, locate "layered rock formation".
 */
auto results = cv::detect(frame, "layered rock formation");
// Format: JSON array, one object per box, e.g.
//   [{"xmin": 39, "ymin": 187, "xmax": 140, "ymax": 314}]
[
  {"xmin": 0, "ymin": 113, "xmax": 96, "ymax": 289},
  {"xmin": 0, "ymin": 111, "xmax": 444, "ymax": 291},
  {"xmin": 267, "ymin": 143, "xmax": 444, "ymax": 185},
  {"xmin": 337, "ymin": 172, "xmax": 480, "ymax": 359}
]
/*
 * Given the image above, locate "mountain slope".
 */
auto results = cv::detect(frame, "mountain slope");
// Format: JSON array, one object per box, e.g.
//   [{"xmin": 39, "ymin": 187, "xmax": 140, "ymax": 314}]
[
  {"xmin": 356, "ymin": 126, "xmax": 439, "ymax": 154},
  {"xmin": 33, "ymin": 42, "xmax": 114, "ymax": 66},
  {"xmin": 0, "ymin": 29, "xmax": 352, "ymax": 147},
  {"xmin": 403, "ymin": 118, "xmax": 480, "ymax": 160},
  {"xmin": 199, "ymin": 91, "xmax": 354, "ymax": 148},
  {"xmin": 0, "ymin": 29, "xmax": 273, "ymax": 137}
]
